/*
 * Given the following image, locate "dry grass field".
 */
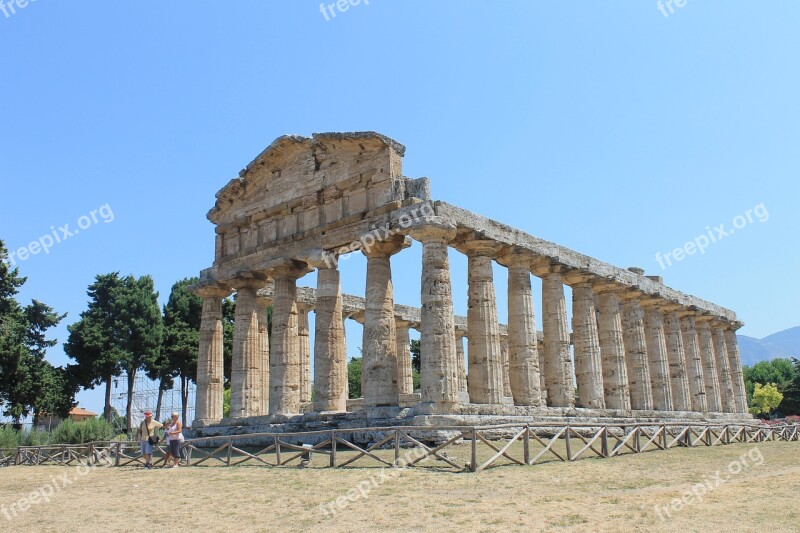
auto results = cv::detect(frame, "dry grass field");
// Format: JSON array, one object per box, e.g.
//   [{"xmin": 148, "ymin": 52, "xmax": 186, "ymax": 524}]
[{"xmin": 1, "ymin": 441, "xmax": 798, "ymax": 532}]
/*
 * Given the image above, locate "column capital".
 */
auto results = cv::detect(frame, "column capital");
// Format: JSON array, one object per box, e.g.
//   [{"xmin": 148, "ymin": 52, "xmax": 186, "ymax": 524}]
[
  {"xmin": 455, "ymin": 238, "xmax": 504, "ymax": 258},
  {"xmin": 192, "ymin": 283, "xmax": 233, "ymax": 299},
  {"xmin": 395, "ymin": 318, "xmax": 419, "ymax": 330},
  {"xmin": 268, "ymin": 259, "xmax": 309, "ymax": 280},
  {"xmin": 496, "ymin": 248, "xmax": 537, "ymax": 269},
  {"xmin": 408, "ymin": 222, "xmax": 457, "ymax": 244},
  {"xmin": 531, "ymin": 259, "xmax": 569, "ymax": 277},
  {"xmin": 230, "ymin": 273, "xmax": 269, "ymax": 291},
  {"xmin": 361, "ymin": 235, "xmax": 411, "ymax": 258}
]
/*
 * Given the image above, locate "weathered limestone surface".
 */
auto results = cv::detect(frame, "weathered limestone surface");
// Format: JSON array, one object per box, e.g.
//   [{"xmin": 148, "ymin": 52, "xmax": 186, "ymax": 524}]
[
  {"xmin": 270, "ymin": 268, "xmax": 302, "ymax": 416},
  {"xmin": 622, "ymin": 299, "xmax": 654, "ymax": 411},
  {"xmin": 644, "ymin": 307, "xmax": 674, "ymax": 412},
  {"xmin": 416, "ymin": 225, "xmax": 460, "ymax": 407},
  {"xmin": 195, "ymin": 287, "xmax": 230, "ymax": 422},
  {"xmin": 724, "ymin": 329, "xmax": 748, "ymax": 414},
  {"xmin": 464, "ymin": 241, "xmax": 505, "ymax": 404},
  {"xmin": 193, "ymin": 131, "xmax": 748, "ymax": 429},
  {"xmin": 539, "ymin": 272, "xmax": 574, "ymax": 408},
  {"xmin": 680, "ymin": 316, "xmax": 708, "ymax": 412},
  {"xmin": 664, "ymin": 312, "xmax": 692, "ymax": 411},
  {"xmin": 596, "ymin": 292, "xmax": 631, "ymax": 410},
  {"xmin": 396, "ymin": 320, "xmax": 415, "ymax": 396},
  {"xmin": 313, "ymin": 266, "xmax": 347, "ymax": 413},
  {"xmin": 505, "ymin": 255, "xmax": 543, "ymax": 407},
  {"xmin": 256, "ymin": 295, "xmax": 271, "ymax": 416},
  {"xmin": 697, "ymin": 319, "xmax": 722, "ymax": 412},
  {"xmin": 454, "ymin": 333, "xmax": 468, "ymax": 394},
  {"xmin": 298, "ymin": 305, "xmax": 312, "ymax": 404},
  {"xmin": 230, "ymin": 281, "xmax": 263, "ymax": 418},
  {"xmin": 362, "ymin": 239, "xmax": 407, "ymax": 407},
  {"xmin": 571, "ymin": 283, "xmax": 605, "ymax": 409},
  {"xmin": 712, "ymin": 325, "xmax": 737, "ymax": 414}
]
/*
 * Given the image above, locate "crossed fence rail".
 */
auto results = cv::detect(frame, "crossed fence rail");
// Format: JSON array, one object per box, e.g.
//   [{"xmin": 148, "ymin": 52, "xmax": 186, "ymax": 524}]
[{"xmin": 1, "ymin": 422, "xmax": 797, "ymax": 472}]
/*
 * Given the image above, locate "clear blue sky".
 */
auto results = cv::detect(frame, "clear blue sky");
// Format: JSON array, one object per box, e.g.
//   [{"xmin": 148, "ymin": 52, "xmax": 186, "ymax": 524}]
[{"xmin": 2, "ymin": 1, "xmax": 798, "ymax": 415}]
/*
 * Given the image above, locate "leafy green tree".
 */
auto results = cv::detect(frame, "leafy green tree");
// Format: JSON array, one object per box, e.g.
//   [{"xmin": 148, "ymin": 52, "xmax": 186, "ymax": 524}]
[
  {"xmin": 0, "ymin": 240, "xmax": 73, "ymax": 427},
  {"xmin": 65, "ymin": 273, "xmax": 163, "ymax": 433},
  {"xmin": 348, "ymin": 357, "xmax": 362, "ymax": 399},
  {"xmin": 743, "ymin": 358, "xmax": 797, "ymax": 403},
  {"xmin": 778, "ymin": 357, "xmax": 800, "ymax": 415},
  {"xmin": 411, "ymin": 339, "xmax": 421, "ymax": 374},
  {"xmin": 161, "ymin": 278, "xmax": 203, "ymax": 427},
  {"xmin": 749, "ymin": 383, "xmax": 783, "ymax": 417},
  {"xmin": 64, "ymin": 273, "xmax": 127, "ymax": 421}
]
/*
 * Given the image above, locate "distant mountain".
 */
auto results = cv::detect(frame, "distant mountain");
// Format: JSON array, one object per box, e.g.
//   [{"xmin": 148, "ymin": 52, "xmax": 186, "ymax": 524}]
[{"xmin": 738, "ymin": 326, "xmax": 800, "ymax": 366}]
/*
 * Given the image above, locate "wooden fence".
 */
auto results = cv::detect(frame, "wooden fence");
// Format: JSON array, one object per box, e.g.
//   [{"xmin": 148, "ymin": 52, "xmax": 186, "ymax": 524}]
[{"xmin": 2, "ymin": 422, "xmax": 797, "ymax": 473}]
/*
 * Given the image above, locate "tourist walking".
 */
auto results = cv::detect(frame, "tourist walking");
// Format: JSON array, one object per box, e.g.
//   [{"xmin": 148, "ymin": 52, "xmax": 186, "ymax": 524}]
[
  {"xmin": 162, "ymin": 418, "xmax": 172, "ymax": 467},
  {"xmin": 135, "ymin": 411, "xmax": 162, "ymax": 469}
]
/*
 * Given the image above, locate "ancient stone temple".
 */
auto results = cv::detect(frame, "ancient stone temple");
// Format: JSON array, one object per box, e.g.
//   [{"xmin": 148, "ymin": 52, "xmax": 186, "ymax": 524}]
[{"xmin": 191, "ymin": 132, "xmax": 749, "ymax": 433}]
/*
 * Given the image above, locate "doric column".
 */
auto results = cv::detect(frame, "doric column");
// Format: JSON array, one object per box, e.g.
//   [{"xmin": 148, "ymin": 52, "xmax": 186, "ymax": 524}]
[
  {"xmin": 414, "ymin": 224, "xmax": 460, "ymax": 408},
  {"xmin": 643, "ymin": 304, "xmax": 674, "ymax": 411},
  {"xmin": 696, "ymin": 318, "xmax": 722, "ymax": 412},
  {"xmin": 501, "ymin": 252, "xmax": 543, "ymax": 407},
  {"xmin": 664, "ymin": 310, "xmax": 692, "ymax": 412},
  {"xmin": 679, "ymin": 315, "xmax": 707, "ymax": 412},
  {"xmin": 533, "ymin": 266, "xmax": 575, "ymax": 408},
  {"xmin": 569, "ymin": 282, "xmax": 605, "ymax": 409},
  {"xmin": 194, "ymin": 285, "xmax": 231, "ymax": 423},
  {"xmin": 454, "ymin": 330, "xmax": 468, "ymax": 394},
  {"xmin": 462, "ymin": 240, "xmax": 505, "ymax": 404},
  {"xmin": 712, "ymin": 324, "xmax": 737, "ymax": 413},
  {"xmin": 269, "ymin": 264, "xmax": 305, "ymax": 416},
  {"xmin": 724, "ymin": 324, "xmax": 748, "ymax": 414},
  {"xmin": 230, "ymin": 278, "xmax": 265, "ymax": 418},
  {"xmin": 595, "ymin": 288, "xmax": 631, "ymax": 410},
  {"xmin": 313, "ymin": 264, "xmax": 348, "ymax": 413},
  {"xmin": 297, "ymin": 304, "xmax": 312, "ymax": 404},
  {"xmin": 500, "ymin": 335, "xmax": 512, "ymax": 398},
  {"xmin": 621, "ymin": 298, "xmax": 653, "ymax": 411},
  {"xmin": 396, "ymin": 320, "xmax": 414, "ymax": 395},
  {"xmin": 362, "ymin": 237, "xmax": 410, "ymax": 407},
  {"xmin": 256, "ymin": 295, "xmax": 271, "ymax": 416}
]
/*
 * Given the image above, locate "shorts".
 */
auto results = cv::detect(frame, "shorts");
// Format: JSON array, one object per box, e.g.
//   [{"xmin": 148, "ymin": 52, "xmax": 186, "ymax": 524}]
[
  {"xmin": 170, "ymin": 439, "xmax": 182, "ymax": 458},
  {"xmin": 140, "ymin": 440, "xmax": 153, "ymax": 456}
]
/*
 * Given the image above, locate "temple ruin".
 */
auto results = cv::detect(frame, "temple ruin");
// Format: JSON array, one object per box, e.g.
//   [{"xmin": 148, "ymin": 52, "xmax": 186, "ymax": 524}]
[{"xmin": 191, "ymin": 132, "xmax": 749, "ymax": 435}]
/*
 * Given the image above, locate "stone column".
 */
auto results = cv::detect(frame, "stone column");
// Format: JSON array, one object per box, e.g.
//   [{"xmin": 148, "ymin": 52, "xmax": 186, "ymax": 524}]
[
  {"xmin": 643, "ymin": 305, "xmax": 674, "ymax": 411},
  {"xmin": 679, "ymin": 315, "xmax": 708, "ymax": 412},
  {"xmin": 570, "ymin": 282, "xmax": 605, "ymax": 409},
  {"xmin": 230, "ymin": 279, "xmax": 264, "ymax": 418},
  {"xmin": 269, "ymin": 265, "xmax": 304, "ymax": 416},
  {"xmin": 454, "ymin": 331, "xmax": 468, "ymax": 394},
  {"xmin": 313, "ymin": 264, "xmax": 348, "ymax": 413},
  {"xmin": 664, "ymin": 311, "xmax": 692, "ymax": 412},
  {"xmin": 256, "ymin": 295, "xmax": 271, "ymax": 416},
  {"xmin": 534, "ymin": 267, "xmax": 575, "ymax": 408},
  {"xmin": 595, "ymin": 290, "xmax": 631, "ymax": 410},
  {"xmin": 463, "ymin": 240, "xmax": 505, "ymax": 404},
  {"xmin": 415, "ymin": 225, "xmax": 460, "ymax": 408},
  {"xmin": 502, "ymin": 253, "xmax": 543, "ymax": 407},
  {"xmin": 500, "ymin": 335, "xmax": 512, "ymax": 398},
  {"xmin": 712, "ymin": 324, "xmax": 737, "ymax": 413},
  {"xmin": 396, "ymin": 320, "xmax": 414, "ymax": 395},
  {"xmin": 194, "ymin": 286, "xmax": 231, "ymax": 423},
  {"xmin": 297, "ymin": 305, "xmax": 312, "ymax": 404},
  {"xmin": 621, "ymin": 298, "xmax": 653, "ymax": 411},
  {"xmin": 697, "ymin": 318, "xmax": 722, "ymax": 412},
  {"xmin": 362, "ymin": 237, "xmax": 409, "ymax": 407},
  {"xmin": 724, "ymin": 325, "xmax": 748, "ymax": 414}
]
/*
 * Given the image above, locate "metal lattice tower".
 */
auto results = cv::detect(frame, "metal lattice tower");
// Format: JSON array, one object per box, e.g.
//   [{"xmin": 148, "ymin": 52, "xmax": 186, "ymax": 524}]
[{"xmin": 111, "ymin": 373, "xmax": 196, "ymax": 431}]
